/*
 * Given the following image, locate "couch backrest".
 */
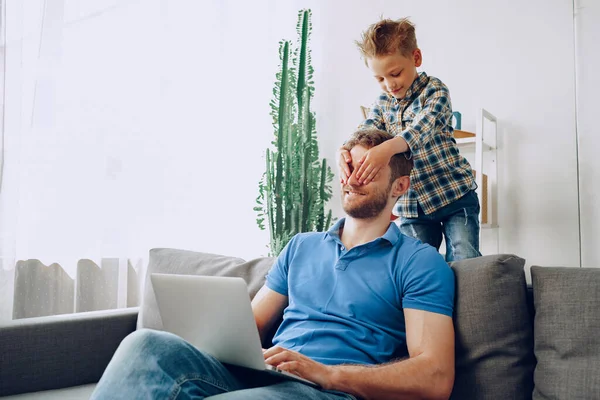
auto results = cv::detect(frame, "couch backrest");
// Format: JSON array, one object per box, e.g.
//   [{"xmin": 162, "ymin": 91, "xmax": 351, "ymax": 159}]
[
  {"xmin": 137, "ymin": 248, "xmax": 275, "ymax": 331},
  {"xmin": 450, "ymin": 254, "xmax": 536, "ymax": 400}
]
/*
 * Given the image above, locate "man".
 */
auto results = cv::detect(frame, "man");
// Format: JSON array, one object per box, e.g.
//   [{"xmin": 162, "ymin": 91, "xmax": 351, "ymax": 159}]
[{"xmin": 91, "ymin": 128, "xmax": 455, "ymax": 400}]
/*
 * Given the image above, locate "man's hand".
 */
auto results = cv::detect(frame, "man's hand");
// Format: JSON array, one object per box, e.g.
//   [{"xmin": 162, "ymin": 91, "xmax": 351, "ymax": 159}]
[
  {"xmin": 355, "ymin": 142, "xmax": 393, "ymax": 185},
  {"xmin": 263, "ymin": 346, "xmax": 335, "ymax": 389},
  {"xmin": 337, "ymin": 147, "xmax": 353, "ymax": 185}
]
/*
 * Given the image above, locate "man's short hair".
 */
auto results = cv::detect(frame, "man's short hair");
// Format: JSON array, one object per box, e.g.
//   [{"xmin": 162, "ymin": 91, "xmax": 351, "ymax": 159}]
[
  {"xmin": 356, "ymin": 17, "xmax": 418, "ymax": 60},
  {"xmin": 342, "ymin": 129, "xmax": 413, "ymax": 182}
]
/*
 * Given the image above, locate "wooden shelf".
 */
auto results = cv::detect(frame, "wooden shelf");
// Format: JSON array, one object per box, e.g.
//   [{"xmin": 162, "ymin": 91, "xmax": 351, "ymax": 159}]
[
  {"xmin": 454, "ymin": 130, "xmax": 477, "ymax": 145},
  {"xmin": 453, "ymin": 129, "xmax": 476, "ymax": 139}
]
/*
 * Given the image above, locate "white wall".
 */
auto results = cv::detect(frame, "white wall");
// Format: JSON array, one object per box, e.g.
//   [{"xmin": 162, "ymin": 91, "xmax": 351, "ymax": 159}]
[
  {"xmin": 575, "ymin": 0, "xmax": 600, "ymax": 268},
  {"xmin": 0, "ymin": 0, "xmax": 583, "ymax": 278}
]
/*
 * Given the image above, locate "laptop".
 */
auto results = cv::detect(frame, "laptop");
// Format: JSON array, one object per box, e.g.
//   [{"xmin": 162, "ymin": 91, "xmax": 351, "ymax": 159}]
[{"xmin": 150, "ymin": 273, "xmax": 318, "ymax": 388}]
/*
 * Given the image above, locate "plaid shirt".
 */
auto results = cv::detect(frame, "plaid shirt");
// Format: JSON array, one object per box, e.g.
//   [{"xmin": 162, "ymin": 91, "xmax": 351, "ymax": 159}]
[{"xmin": 358, "ymin": 72, "xmax": 475, "ymax": 218}]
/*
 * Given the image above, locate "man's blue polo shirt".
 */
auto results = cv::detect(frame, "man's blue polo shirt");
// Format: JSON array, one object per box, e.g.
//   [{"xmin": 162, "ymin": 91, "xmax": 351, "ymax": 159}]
[{"xmin": 265, "ymin": 218, "xmax": 455, "ymax": 366}]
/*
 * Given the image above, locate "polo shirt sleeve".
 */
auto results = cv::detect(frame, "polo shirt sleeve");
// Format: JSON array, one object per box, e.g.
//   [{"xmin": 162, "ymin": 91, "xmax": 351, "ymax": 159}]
[
  {"xmin": 401, "ymin": 246, "xmax": 455, "ymax": 317},
  {"xmin": 264, "ymin": 235, "xmax": 299, "ymax": 296}
]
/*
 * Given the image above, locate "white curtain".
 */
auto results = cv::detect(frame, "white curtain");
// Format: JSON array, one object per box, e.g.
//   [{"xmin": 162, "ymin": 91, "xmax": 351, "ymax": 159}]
[{"xmin": 0, "ymin": 0, "xmax": 311, "ymax": 320}]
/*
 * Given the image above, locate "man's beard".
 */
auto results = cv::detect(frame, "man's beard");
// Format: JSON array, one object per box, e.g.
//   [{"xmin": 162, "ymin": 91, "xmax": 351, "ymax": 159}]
[{"xmin": 342, "ymin": 181, "xmax": 392, "ymax": 219}]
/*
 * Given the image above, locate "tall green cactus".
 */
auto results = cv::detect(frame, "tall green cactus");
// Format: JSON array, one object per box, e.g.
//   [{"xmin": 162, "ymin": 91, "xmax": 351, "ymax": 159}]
[{"xmin": 255, "ymin": 9, "xmax": 334, "ymax": 257}]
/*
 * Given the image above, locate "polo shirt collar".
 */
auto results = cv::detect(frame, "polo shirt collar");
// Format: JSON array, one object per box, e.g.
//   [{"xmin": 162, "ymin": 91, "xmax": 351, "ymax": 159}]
[{"xmin": 325, "ymin": 217, "xmax": 401, "ymax": 246}]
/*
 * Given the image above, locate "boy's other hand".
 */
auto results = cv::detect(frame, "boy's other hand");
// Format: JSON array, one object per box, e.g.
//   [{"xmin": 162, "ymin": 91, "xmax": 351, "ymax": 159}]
[
  {"xmin": 355, "ymin": 143, "xmax": 392, "ymax": 184},
  {"xmin": 337, "ymin": 147, "xmax": 352, "ymax": 184}
]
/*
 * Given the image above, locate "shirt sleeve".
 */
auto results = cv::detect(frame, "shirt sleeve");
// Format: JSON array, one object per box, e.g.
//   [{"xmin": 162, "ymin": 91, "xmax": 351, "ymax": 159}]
[
  {"xmin": 399, "ymin": 84, "xmax": 452, "ymax": 154},
  {"xmin": 264, "ymin": 235, "xmax": 299, "ymax": 296},
  {"xmin": 357, "ymin": 98, "xmax": 387, "ymax": 131},
  {"xmin": 400, "ymin": 246, "xmax": 455, "ymax": 317}
]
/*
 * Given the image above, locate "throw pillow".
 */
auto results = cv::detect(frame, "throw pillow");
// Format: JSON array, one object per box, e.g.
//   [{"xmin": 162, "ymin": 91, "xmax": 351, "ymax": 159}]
[
  {"xmin": 137, "ymin": 248, "xmax": 275, "ymax": 330},
  {"xmin": 531, "ymin": 266, "xmax": 600, "ymax": 400},
  {"xmin": 450, "ymin": 254, "xmax": 535, "ymax": 400}
]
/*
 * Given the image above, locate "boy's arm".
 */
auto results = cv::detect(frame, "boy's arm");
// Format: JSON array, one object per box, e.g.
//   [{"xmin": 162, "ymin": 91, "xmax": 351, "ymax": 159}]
[
  {"xmin": 399, "ymin": 84, "xmax": 452, "ymax": 154},
  {"xmin": 358, "ymin": 84, "xmax": 452, "ymax": 157},
  {"xmin": 353, "ymin": 100, "xmax": 411, "ymax": 183},
  {"xmin": 378, "ymin": 135, "xmax": 410, "ymax": 156},
  {"xmin": 357, "ymin": 90, "xmax": 458, "ymax": 183},
  {"xmin": 353, "ymin": 137, "xmax": 408, "ymax": 184}
]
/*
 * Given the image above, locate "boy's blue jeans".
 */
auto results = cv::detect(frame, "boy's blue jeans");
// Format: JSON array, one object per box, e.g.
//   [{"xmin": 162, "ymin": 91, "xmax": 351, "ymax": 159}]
[
  {"xmin": 90, "ymin": 329, "xmax": 356, "ymax": 400},
  {"xmin": 397, "ymin": 190, "xmax": 482, "ymax": 262}
]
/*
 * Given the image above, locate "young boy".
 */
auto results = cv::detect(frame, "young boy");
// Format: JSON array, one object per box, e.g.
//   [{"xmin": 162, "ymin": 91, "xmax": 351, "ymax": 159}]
[{"xmin": 338, "ymin": 17, "xmax": 481, "ymax": 262}]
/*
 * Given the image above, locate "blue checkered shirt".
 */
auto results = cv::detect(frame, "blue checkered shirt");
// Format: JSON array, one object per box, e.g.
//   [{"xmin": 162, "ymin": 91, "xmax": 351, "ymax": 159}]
[{"xmin": 358, "ymin": 72, "xmax": 475, "ymax": 218}]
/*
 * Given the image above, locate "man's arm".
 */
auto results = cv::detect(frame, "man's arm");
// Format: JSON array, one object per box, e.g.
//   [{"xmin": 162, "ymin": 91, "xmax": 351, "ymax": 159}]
[
  {"xmin": 251, "ymin": 284, "xmax": 288, "ymax": 344},
  {"xmin": 330, "ymin": 308, "xmax": 454, "ymax": 400}
]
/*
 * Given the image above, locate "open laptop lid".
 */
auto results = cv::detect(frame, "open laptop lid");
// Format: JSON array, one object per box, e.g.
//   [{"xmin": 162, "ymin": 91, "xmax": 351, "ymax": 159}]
[{"xmin": 150, "ymin": 273, "xmax": 266, "ymax": 370}]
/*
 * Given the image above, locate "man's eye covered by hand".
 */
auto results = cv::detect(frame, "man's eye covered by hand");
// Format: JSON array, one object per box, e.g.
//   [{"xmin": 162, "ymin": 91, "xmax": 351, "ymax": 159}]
[{"xmin": 354, "ymin": 145, "xmax": 392, "ymax": 185}]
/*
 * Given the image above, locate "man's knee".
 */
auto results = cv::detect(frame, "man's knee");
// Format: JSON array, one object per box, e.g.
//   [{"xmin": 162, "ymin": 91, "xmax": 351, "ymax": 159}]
[
  {"xmin": 118, "ymin": 329, "xmax": 186, "ymax": 357},
  {"xmin": 123, "ymin": 328, "xmax": 167, "ymax": 344}
]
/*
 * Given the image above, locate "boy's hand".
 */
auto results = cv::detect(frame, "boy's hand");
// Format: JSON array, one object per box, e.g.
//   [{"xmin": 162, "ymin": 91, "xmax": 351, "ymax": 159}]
[
  {"xmin": 355, "ymin": 143, "xmax": 392, "ymax": 184},
  {"xmin": 337, "ymin": 147, "xmax": 352, "ymax": 184}
]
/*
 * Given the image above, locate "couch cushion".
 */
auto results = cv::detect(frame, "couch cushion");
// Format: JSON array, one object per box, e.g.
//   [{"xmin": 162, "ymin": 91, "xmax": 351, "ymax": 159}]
[
  {"xmin": 137, "ymin": 248, "xmax": 275, "ymax": 330},
  {"xmin": 531, "ymin": 266, "xmax": 600, "ymax": 400},
  {"xmin": 1, "ymin": 384, "xmax": 95, "ymax": 400},
  {"xmin": 450, "ymin": 254, "xmax": 535, "ymax": 400}
]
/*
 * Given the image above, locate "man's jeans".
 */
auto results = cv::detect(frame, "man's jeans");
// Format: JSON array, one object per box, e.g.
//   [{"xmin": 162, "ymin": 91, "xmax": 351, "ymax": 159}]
[
  {"xmin": 397, "ymin": 190, "xmax": 482, "ymax": 262},
  {"xmin": 90, "ymin": 329, "xmax": 356, "ymax": 400}
]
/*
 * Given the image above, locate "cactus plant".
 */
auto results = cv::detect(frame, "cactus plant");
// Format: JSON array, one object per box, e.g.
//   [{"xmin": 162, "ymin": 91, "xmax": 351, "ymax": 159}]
[{"xmin": 254, "ymin": 9, "xmax": 334, "ymax": 257}]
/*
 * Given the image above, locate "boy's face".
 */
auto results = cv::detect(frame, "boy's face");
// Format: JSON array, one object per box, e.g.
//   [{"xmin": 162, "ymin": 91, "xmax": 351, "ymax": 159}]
[{"xmin": 367, "ymin": 49, "xmax": 422, "ymax": 99}]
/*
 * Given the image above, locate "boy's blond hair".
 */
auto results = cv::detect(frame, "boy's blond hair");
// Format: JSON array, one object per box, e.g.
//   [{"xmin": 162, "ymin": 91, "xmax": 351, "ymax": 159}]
[{"xmin": 356, "ymin": 18, "xmax": 418, "ymax": 60}]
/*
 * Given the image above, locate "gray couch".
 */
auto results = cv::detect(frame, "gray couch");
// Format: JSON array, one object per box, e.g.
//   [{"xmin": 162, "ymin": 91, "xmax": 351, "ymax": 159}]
[{"xmin": 1, "ymin": 249, "xmax": 599, "ymax": 400}]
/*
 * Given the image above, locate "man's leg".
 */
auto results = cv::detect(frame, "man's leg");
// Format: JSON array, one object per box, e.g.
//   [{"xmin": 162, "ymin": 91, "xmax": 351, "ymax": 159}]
[
  {"xmin": 208, "ymin": 381, "xmax": 356, "ymax": 400},
  {"xmin": 91, "ymin": 329, "xmax": 245, "ymax": 400},
  {"xmin": 442, "ymin": 190, "xmax": 482, "ymax": 262}
]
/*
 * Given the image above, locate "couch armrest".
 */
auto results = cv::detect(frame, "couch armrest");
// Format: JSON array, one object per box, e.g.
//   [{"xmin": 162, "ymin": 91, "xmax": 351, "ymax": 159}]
[{"xmin": 0, "ymin": 307, "xmax": 138, "ymax": 397}]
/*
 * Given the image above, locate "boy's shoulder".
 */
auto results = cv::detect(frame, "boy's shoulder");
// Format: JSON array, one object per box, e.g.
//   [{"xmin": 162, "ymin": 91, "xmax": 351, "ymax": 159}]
[
  {"xmin": 424, "ymin": 75, "xmax": 450, "ymax": 97},
  {"xmin": 409, "ymin": 72, "xmax": 449, "ymax": 100},
  {"xmin": 426, "ymin": 75, "xmax": 448, "ymax": 91}
]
